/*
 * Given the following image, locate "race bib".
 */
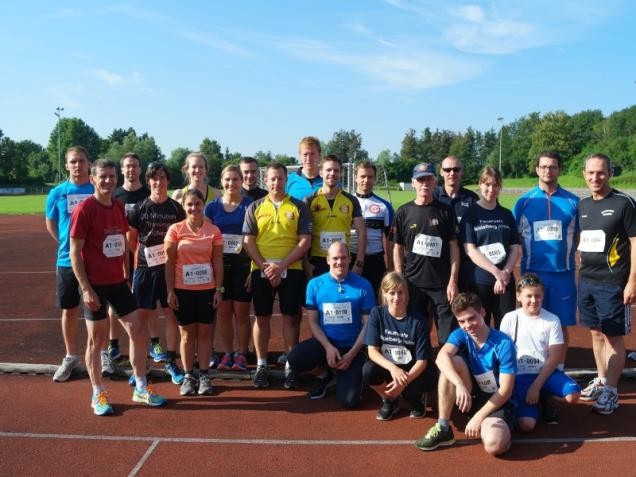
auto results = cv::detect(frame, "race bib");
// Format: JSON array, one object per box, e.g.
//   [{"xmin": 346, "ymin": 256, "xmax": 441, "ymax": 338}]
[
  {"xmin": 319, "ymin": 231, "xmax": 346, "ymax": 251},
  {"xmin": 533, "ymin": 220, "xmax": 562, "ymax": 241},
  {"xmin": 260, "ymin": 259, "xmax": 287, "ymax": 279},
  {"xmin": 66, "ymin": 194, "xmax": 91, "ymax": 214},
  {"xmin": 578, "ymin": 230, "xmax": 606, "ymax": 252},
  {"xmin": 223, "ymin": 234, "xmax": 243, "ymax": 254},
  {"xmin": 143, "ymin": 244, "xmax": 166, "ymax": 267},
  {"xmin": 473, "ymin": 369, "xmax": 498, "ymax": 393},
  {"xmin": 322, "ymin": 302, "xmax": 353, "ymax": 325},
  {"xmin": 412, "ymin": 233, "xmax": 442, "ymax": 258},
  {"xmin": 102, "ymin": 234, "xmax": 125, "ymax": 258},
  {"xmin": 516, "ymin": 350, "xmax": 545, "ymax": 374},
  {"xmin": 381, "ymin": 344, "xmax": 412, "ymax": 365},
  {"xmin": 183, "ymin": 263, "xmax": 212, "ymax": 285},
  {"xmin": 478, "ymin": 242, "xmax": 506, "ymax": 265}
]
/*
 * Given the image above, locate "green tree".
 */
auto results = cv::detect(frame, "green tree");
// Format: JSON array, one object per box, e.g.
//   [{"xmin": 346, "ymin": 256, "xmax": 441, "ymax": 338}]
[
  {"xmin": 199, "ymin": 138, "xmax": 223, "ymax": 186},
  {"xmin": 272, "ymin": 154, "xmax": 296, "ymax": 166},
  {"xmin": 528, "ymin": 112, "xmax": 574, "ymax": 172},
  {"xmin": 400, "ymin": 129, "xmax": 419, "ymax": 162},
  {"xmin": 103, "ymin": 131, "xmax": 164, "ymax": 185},
  {"xmin": 254, "ymin": 150, "xmax": 273, "ymax": 164},
  {"xmin": 167, "ymin": 147, "xmax": 190, "ymax": 187},
  {"xmin": 47, "ymin": 117, "xmax": 102, "ymax": 181},
  {"xmin": 324, "ymin": 129, "xmax": 369, "ymax": 163}
]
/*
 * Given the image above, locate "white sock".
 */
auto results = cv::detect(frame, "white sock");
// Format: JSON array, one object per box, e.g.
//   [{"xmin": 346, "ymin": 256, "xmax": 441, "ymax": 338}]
[{"xmin": 257, "ymin": 358, "xmax": 268, "ymax": 367}]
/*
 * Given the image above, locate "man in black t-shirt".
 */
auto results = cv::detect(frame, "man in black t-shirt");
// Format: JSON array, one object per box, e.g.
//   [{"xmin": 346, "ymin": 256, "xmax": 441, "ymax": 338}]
[
  {"xmin": 239, "ymin": 157, "xmax": 268, "ymax": 200},
  {"xmin": 392, "ymin": 163, "xmax": 460, "ymax": 345},
  {"xmin": 577, "ymin": 153, "xmax": 636, "ymax": 416}
]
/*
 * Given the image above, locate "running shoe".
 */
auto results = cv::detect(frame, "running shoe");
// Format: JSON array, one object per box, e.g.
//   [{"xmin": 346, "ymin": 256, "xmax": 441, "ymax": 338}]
[
  {"xmin": 409, "ymin": 401, "xmax": 426, "ymax": 419},
  {"xmin": 133, "ymin": 384, "xmax": 167, "ymax": 407},
  {"xmin": 580, "ymin": 377, "xmax": 605, "ymax": 402},
  {"xmin": 91, "ymin": 391, "xmax": 113, "ymax": 416},
  {"xmin": 628, "ymin": 351, "xmax": 636, "ymax": 361},
  {"xmin": 415, "ymin": 423, "xmax": 456, "ymax": 451},
  {"xmin": 107, "ymin": 342, "xmax": 121, "ymax": 361},
  {"xmin": 100, "ymin": 350, "xmax": 115, "ymax": 377},
  {"xmin": 165, "ymin": 362, "xmax": 185, "ymax": 385},
  {"xmin": 180, "ymin": 375, "xmax": 198, "ymax": 396},
  {"xmin": 217, "ymin": 353, "xmax": 234, "ymax": 371},
  {"xmin": 52, "ymin": 355, "xmax": 81, "ymax": 382},
  {"xmin": 209, "ymin": 353, "xmax": 220, "ymax": 369},
  {"xmin": 148, "ymin": 342, "xmax": 167, "ymax": 363},
  {"xmin": 377, "ymin": 399, "xmax": 399, "ymax": 421},
  {"xmin": 309, "ymin": 371, "xmax": 336, "ymax": 400},
  {"xmin": 198, "ymin": 373, "xmax": 214, "ymax": 395},
  {"xmin": 592, "ymin": 387, "xmax": 619, "ymax": 415},
  {"xmin": 253, "ymin": 365, "xmax": 270, "ymax": 388},
  {"xmin": 232, "ymin": 353, "xmax": 248, "ymax": 371},
  {"xmin": 277, "ymin": 353, "xmax": 288, "ymax": 365},
  {"xmin": 284, "ymin": 369, "xmax": 299, "ymax": 390}
]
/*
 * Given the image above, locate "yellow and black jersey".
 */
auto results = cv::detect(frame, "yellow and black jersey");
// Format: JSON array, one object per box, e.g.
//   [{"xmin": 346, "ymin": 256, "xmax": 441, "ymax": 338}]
[
  {"xmin": 304, "ymin": 189, "xmax": 362, "ymax": 258},
  {"xmin": 242, "ymin": 194, "xmax": 311, "ymax": 271}
]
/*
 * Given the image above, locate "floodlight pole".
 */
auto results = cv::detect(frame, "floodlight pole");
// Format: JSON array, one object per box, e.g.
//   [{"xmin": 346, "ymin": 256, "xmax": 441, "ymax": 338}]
[
  {"xmin": 497, "ymin": 117, "xmax": 504, "ymax": 172},
  {"xmin": 55, "ymin": 107, "xmax": 64, "ymax": 183}
]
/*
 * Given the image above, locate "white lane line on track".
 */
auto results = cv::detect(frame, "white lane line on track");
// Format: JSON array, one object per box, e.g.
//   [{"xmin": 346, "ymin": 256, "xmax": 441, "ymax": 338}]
[
  {"xmin": 128, "ymin": 438, "xmax": 160, "ymax": 477},
  {"xmin": 2, "ymin": 431, "xmax": 636, "ymax": 445}
]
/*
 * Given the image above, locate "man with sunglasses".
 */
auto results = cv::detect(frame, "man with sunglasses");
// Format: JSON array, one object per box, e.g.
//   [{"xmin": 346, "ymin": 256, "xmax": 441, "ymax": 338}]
[
  {"xmin": 513, "ymin": 152, "xmax": 579, "ymax": 369},
  {"xmin": 287, "ymin": 241, "xmax": 374, "ymax": 408},
  {"xmin": 434, "ymin": 156, "xmax": 478, "ymax": 293},
  {"xmin": 392, "ymin": 163, "xmax": 460, "ymax": 346}
]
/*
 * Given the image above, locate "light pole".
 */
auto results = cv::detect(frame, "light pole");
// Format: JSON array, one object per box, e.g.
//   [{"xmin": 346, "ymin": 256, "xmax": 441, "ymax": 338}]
[
  {"xmin": 497, "ymin": 117, "xmax": 504, "ymax": 172},
  {"xmin": 54, "ymin": 107, "xmax": 64, "ymax": 183}
]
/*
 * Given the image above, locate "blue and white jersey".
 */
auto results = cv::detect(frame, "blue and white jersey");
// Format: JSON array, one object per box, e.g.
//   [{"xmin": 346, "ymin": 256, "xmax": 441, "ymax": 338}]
[
  {"xmin": 513, "ymin": 186, "xmax": 579, "ymax": 273},
  {"xmin": 350, "ymin": 192, "xmax": 394, "ymax": 255},
  {"xmin": 45, "ymin": 180, "xmax": 94, "ymax": 267},
  {"xmin": 447, "ymin": 327, "xmax": 516, "ymax": 393},
  {"xmin": 305, "ymin": 272, "xmax": 375, "ymax": 348}
]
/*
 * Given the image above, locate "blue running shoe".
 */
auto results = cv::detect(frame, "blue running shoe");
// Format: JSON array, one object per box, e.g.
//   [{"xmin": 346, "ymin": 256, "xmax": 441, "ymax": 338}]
[
  {"xmin": 148, "ymin": 343, "xmax": 167, "ymax": 363},
  {"xmin": 209, "ymin": 352, "xmax": 220, "ymax": 369},
  {"xmin": 133, "ymin": 384, "xmax": 167, "ymax": 407},
  {"xmin": 128, "ymin": 374, "xmax": 136, "ymax": 386},
  {"xmin": 165, "ymin": 362, "xmax": 185, "ymax": 385},
  {"xmin": 91, "ymin": 391, "xmax": 113, "ymax": 416}
]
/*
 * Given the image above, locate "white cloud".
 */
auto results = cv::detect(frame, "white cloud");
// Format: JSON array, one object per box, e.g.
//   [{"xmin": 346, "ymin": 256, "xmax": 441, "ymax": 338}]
[
  {"xmin": 452, "ymin": 5, "xmax": 485, "ymax": 23},
  {"xmin": 90, "ymin": 68, "xmax": 125, "ymax": 86}
]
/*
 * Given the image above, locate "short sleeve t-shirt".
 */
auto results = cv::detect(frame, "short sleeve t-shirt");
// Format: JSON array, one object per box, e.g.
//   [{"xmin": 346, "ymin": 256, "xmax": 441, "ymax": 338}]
[
  {"xmin": 127, "ymin": 197, "xmax": 185, "ymax": 269},
  {"xmin": 45, "ymin": 180, "xmax": 94, "ymax": 267},
  {"xmin": 350, "ymin": 193, "xmax": 394, "ymax": 255},
  {"xmin": 500, "ymin": 308, "xmax": 563, "ymax": 375},
  {"xmin": 461, "ymin": 203, "xmax": 519, "ymax": 285},
  {"xmin": 305, "ymin": 272, "xmax": 375, "ymax": 348},
  {"xmin": 433, "ymin": 186, "xmax": 479, "ymax": 226},
  {"xmin": 70, "ymin": 196, "xmax": 129, "ymax": 286},
  {"xmin": 391, "ymin": 200, "xmax": 457, "ymax": 288},
  {"xmin": 165, "ymin": 219, "xmax": 224, "ymax": 290},
  {"xmin": 446, "ymin": 327, "xmax": 517, "ymax": 393},
  {"xmin": 204, "ymin": 196, "xmax": 252, "ymax": 262},
  {"xmin": 365, "ymin": 305, "xmax": 431, "ymax": 369},
  {"xmin": 578, "ymin": 190, "xmax": 636, "ymax": 285},
  {"xmin": 113, "ymin": 185, "xmax": 150, "ymax": 216}
]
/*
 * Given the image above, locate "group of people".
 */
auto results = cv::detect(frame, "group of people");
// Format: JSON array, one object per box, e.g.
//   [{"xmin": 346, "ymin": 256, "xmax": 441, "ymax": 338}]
[{"xmin": 45, "ymin": 139, "xmax": 635, "ymax": 457}]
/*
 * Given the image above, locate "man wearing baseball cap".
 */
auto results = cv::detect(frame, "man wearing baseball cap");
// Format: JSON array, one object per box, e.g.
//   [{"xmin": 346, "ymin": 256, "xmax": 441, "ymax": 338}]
[{"xmin": 391, "ymin": 162, "xmax": 460, "ymax": 346}]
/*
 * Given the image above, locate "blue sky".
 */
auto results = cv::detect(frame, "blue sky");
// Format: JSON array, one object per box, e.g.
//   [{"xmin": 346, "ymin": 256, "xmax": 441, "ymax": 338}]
[{"xmin": 1, "ymin": 1, "xmax": 635, "ymax": 160}]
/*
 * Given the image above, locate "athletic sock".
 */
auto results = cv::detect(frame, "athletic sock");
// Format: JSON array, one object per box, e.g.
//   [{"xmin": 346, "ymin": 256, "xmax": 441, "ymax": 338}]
[
  {"xmin": 257, "ymin": 358, "xmax": 268, "ymax": 367},
  {"xmin": 438, "ymin": 418, "xmax": 450, "ymax": 430},
  {"xmin": 599, "ymin": 377, "xmax": 607, "ymax": 385},
  {"xmin": 66, "ymin": 354, "xmax": 79, "ymax": 360},
  {"xmin": 135, "ymin": 375, "xmax": 147, "ymax": 390}
]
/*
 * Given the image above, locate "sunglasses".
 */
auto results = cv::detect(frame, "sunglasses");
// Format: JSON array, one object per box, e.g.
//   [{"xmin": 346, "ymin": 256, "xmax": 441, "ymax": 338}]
[
  {"xmin": 537, "ymin": 165, "xmax": 558, "ymax": 171},
  {"xmin": 517, "ymin": 276, "xmax": 542, "ymax": 289},
  {"xmin": 147, "ymin": 161, "xmax": 162, "ymax": 169},
  {"xmin": 442, "ymin": 167, "xmax": 462, "ymax": 173}
]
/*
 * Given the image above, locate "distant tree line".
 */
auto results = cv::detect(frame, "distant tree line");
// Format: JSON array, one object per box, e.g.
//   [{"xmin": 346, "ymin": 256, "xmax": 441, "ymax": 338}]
[{"xmin": 1, "ymin": 105, "xmax": 635, "ymax": 187}]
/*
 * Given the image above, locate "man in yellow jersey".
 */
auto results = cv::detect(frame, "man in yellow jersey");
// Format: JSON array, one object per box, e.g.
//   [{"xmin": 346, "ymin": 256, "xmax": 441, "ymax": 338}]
[
  {"xmin": 305, "ymin": 155, "xmax": 366, "ymax": 278},
  {"xmin": 243, "ymin": 163, "xmax": 312, "ymax": 389}
]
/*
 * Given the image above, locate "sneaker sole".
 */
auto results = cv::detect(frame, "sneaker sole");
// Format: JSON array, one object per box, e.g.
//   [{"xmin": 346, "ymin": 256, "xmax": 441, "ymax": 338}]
[
  {"xmin": 198, "ymin": 388, "xmax": 214, "ymax": 396},
  {"xmin": 592, "ymin": 403, "xmax": 619, "ymax": 415},
  {"xmin": 415, "ymin": 438, "xmax": 456, "ymax": 451},
  {"xmin": 92, "ymin": 407, "xmax": 113, "ymax": 416},
  {"xmin": 180, "ymin": 389, "xmax": 197, "ymax": 396},
  {"xmin": 580, "ymin": 395, "xmax": 600, "ymax": 402},
  {"xmin": 132, "ymin": 395, "xmax": 167, "ymax": 406},
  {"xmin": 409, "ymin": 410, "xmax": 427, "ymax": 419},
  {"xmin": 376, "ymin": 406, "xmax": 400, "ymax": 421},
  {"xmin": 53, "ymin": 364, "xmax": 80, "ymax": 382}
]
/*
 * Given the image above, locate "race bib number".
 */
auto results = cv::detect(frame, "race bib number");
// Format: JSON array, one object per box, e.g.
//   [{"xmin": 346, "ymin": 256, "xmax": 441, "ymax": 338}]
[
  {"xmin": 516, "ymin": 351, "xmax": 544, "ymax": 374},
  {"xmin": 412, "ymin": 234, "xmax": 442, "ymax": 258},
  {"xmin": 322, "ymin": 302, "xmax": 352, "ymax": 325},
  {"xmin": 223, "ymin": 234, "xmax": 243, "ymax": 254},
  {"xmin": 260, "ymin": 259, "xmax": 287, "ymax": 279},
  {"xmin": 143, "ymin": 244, "xmax": 166, "ymax": 267},
  {"xmin": 66, "ymin": 194, "xmax": 91, "ymax": 214},
  {"xmin": 102, "ymin": 234, "xmax": 125, "ymax": 258},
  {"xmin": 473, "ymin": 369, "xmax": 498, "ymax": 393},
  {"xmin": 478, "ymin": 242, "xmax": 506, "ymax": 265},
  {"xmin": 533, "ymin": 220, "xmax": 562, "ymax": 241},
  {"xmin": 319, "ymin": 231, "xmax": 346, "ymax": 251},
  {"xmin": 381, "ymin": 344, "xmax": 412, "ymax": 365},
  {"xmin": 183, "ymin": 263, "xmax": 212, "ymax": 285},
  {"xmin": 578, "ymin": 230, "xmax": 606, "ymax": 253}
]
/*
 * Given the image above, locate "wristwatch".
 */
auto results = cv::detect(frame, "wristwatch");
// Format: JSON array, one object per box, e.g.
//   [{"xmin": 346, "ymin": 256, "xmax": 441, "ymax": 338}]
[{"xmin": 217, "ymin": 287, "xmax": 225, "ymax": 293}]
